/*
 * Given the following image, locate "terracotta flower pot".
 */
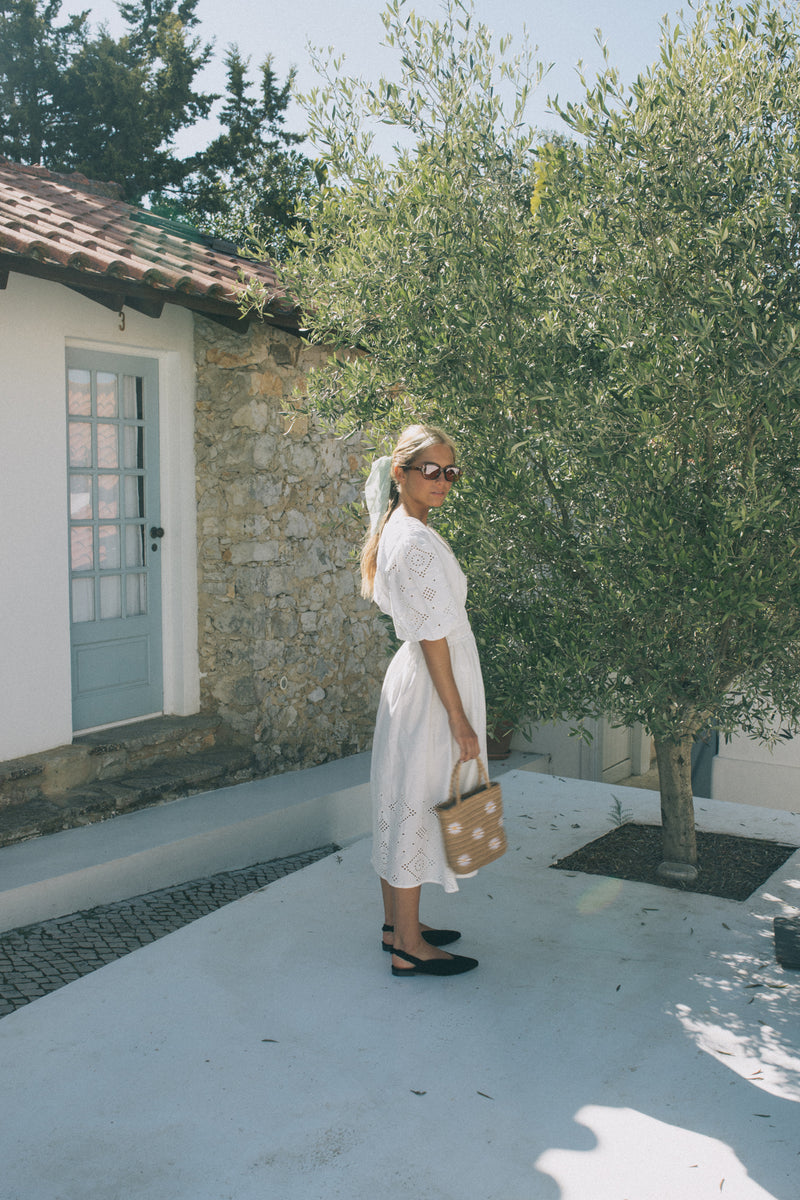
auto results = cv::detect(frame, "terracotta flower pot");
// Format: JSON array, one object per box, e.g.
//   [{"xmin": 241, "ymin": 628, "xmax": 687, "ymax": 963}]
[{"xmin": 487, "ymin": 721, "xmax": 514, "ymax": 760}]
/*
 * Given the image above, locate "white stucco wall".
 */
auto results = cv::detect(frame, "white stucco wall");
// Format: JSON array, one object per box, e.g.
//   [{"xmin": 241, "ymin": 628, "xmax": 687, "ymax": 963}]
[
  {"xmin": 513, "ymin": 718, "xmax": 652, "ymax": 784},
  {"xmin": 0, "ymin": 272, "xmax": 199, "ymax": 761},
  {"xmin": 711, "ymin": 726, "xmax": 800, "ymax": 812}
]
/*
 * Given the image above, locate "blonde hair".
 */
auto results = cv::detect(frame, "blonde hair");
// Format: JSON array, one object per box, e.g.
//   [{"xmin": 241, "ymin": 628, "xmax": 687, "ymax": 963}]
[{"xmin": 360, "ymin": 423, "xmax": 457, "ymax": 599}]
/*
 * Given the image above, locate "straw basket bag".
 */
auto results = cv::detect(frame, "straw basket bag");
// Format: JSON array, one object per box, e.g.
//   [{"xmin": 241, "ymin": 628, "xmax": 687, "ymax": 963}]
[{"xmin": 435, "ymin": 758, "xmax": 507, "ymax": 875}]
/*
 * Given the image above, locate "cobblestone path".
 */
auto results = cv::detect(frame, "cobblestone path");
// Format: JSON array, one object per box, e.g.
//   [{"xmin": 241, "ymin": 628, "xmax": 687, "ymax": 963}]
[{"xmin": 0, "ymin": 845, "xmax": 338, "ymax": 1018}]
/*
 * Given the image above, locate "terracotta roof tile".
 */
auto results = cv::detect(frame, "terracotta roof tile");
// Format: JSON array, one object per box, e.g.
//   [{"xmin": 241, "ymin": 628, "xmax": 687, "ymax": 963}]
[{"xmin": 0, "ymin": 157, "xmax": 292, "ymax": 323}]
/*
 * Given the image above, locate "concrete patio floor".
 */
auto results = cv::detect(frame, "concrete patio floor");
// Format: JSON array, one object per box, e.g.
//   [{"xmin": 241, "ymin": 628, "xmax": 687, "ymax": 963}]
[{"xmin": 1, "ymin": 769, "xmax": 798, "ymax": 1200}]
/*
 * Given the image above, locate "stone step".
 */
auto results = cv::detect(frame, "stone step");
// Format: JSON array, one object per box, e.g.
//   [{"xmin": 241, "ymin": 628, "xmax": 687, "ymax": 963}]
[
  {"xmin": 73, "ymin": 713, "xmax": 223, "ymax": 779},
  {"xmin": 0, "ymin": 715, "xmax": 225, "ymax": 811},
  {"xmin": 0, "ymin": 742, "xmax": 258, "ymax": 849},
  {"xmin": 0, "ymin": 759, "xmax": 47, "ymax": 808},
  {"xmin": 21, "ymin": 716, "xmax": 228, "ymax": 806}
]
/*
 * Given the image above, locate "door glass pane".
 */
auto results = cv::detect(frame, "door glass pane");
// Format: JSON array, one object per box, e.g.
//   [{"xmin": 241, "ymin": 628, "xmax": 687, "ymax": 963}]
[
  {"xmin": 125, "ymin": 524, "xmax": 145, "ymax": 567},
  {"xmin": 68, "ymin": 369, "xmax": 92, "ymax": 416},
  {"xmin": 72, "ymin": 578, "xmax": 94, "ymax": 622},
  {"xmin": 69, "ymin": 423, "xmax": 92, "ymax": 468},
  {"xmin": 97, "ymin": 424, "xmax": 118, "ymax": 469},
  {"xmin": 67, "ymin": 349, "xmax": 159, "ymax": 731},
  {"xmin": 98, "ymin": 525, "xmax": 120, "ymax": 569},
  {"xmin": 126, "ymin": 573, "xmax": 147, "ymax": 616},
  {"xmin": 97, "ymin": 475, "xmax": 119, "ymax": 519},
  {"xmin": 100, "ymin": 575, "xmax": 122, "ymax": 619},
  {"xmin": 123, "ymin": 375, "xmax": 143, "ymax": 420},
  {"xmin": 124, "ymin": 425, "xmax": 144, "ymax": 470},
  {"xmin": 71, "ymin": 526, "xmax": 94, "ymax": 571},
  {"xmin": 125, "ymin": 474, "xmax": 144, "ymax": 518},
  {"xmin": 96, "ymin": 372, "xmax": 118, "ymax": 418},
  {"xmin": 70, "ymin": 475, "xmax": 92, "ymax": 520}
]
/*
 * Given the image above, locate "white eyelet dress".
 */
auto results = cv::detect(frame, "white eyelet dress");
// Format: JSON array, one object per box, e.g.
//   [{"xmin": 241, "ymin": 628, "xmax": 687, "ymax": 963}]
[{"xmin": 370, "ymin": 511, "xmax": 487, "ymax": 892}]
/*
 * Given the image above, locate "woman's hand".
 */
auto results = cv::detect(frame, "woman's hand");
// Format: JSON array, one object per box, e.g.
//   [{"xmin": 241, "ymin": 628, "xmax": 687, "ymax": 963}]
[{"xmin": 449, "ymin": 713, "xmax": 480, "ymax": 762}]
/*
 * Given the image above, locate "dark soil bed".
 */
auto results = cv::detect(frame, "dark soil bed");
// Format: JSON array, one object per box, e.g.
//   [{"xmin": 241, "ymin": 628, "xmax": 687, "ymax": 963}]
[{"xmin": 551, "ymin": 823, "xmax": 798, "ymax": 901}]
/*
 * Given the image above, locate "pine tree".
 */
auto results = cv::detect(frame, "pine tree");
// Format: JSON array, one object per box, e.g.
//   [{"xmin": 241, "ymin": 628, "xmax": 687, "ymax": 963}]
[
  {"xmin": 0, "ymin": 0, "xmax": 214, "ymax": 201},
  {"xmin": 0, "ymin": 0, "xmax": 88, "ymax": 164},
  {"xmin": 0, "ymin": 1, "xmax": 315, "ymax": 249},
  {"xmin": 160, "ymin": 47, "xmax": 317, "ymax": 259},
  {"xmin": 55, "ymin": 1, "xmax": 214, "ymax": 199}
]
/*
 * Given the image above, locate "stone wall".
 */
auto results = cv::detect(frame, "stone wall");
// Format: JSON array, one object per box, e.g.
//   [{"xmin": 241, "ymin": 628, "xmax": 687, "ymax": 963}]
[{"xmin": 193, "ymin": 316, "xmax": 388, "ymax": 771}]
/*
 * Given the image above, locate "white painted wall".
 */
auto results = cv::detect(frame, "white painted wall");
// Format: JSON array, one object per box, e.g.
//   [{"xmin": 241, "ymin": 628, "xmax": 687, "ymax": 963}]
[
  {"xmin": 0, "ymin": 273, "xmax": 199, "ymax": 760},
  {"xmin": 711, "ymin": 726, "xmax": 800, "ymax": 813},
  {"xmin": 512, "ymin": 718, "xmax": 651, "ymax": 784}
]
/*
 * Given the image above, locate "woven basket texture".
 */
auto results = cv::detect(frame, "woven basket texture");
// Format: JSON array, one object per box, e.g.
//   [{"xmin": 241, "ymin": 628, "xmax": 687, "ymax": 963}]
[{"xmin": 436, "ymin": 761, "xmax": 507, "ymax": 874}]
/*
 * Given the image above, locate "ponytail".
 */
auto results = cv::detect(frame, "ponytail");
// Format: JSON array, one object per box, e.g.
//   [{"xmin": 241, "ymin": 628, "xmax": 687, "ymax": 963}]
[{"xmin": 360, "ymin": 482, "xmax": 400, "ymax": 599}]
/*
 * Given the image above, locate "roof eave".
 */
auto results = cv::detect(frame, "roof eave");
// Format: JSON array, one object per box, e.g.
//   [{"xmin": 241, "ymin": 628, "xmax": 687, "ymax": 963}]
[{"xmin": 0, "ymin": 252, "xmax": 301, "ymax": 334}]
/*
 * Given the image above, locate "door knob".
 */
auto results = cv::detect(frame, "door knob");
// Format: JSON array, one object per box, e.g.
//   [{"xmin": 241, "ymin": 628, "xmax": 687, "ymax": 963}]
[{"xmin": 149, "ymin": 526, "xmax": 164, "ymax": 539}]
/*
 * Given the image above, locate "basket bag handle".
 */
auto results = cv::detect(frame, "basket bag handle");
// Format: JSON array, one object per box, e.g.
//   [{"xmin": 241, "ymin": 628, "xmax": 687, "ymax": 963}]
[{"xmin": 448, "ymin": 756, "xmax": 490, "ymax": 802}]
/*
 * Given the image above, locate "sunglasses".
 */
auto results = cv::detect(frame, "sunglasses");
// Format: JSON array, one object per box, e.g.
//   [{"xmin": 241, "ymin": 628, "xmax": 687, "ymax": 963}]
[{"xmin": 405, "ymin": 462, "xmax": 462, "ymax": 483}]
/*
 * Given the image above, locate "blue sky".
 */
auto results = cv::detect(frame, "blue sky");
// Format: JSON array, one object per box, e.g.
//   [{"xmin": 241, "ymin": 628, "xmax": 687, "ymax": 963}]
[{"xmin": 83, "ymin": 0, "xmax": 690, "ymax": 149}]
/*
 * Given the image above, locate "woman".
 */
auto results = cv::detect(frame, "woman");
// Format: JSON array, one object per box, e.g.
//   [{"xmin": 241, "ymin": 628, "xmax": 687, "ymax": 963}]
[{"xmin": 362, "ymin": 424, "xmax": 487, "ymax": 978}]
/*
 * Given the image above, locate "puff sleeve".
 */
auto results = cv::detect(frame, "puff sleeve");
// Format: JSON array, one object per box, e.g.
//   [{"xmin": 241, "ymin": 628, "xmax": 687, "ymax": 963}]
[{"xmin": 380, "ymin": 529, "xmax": 463, "ymax": 642}]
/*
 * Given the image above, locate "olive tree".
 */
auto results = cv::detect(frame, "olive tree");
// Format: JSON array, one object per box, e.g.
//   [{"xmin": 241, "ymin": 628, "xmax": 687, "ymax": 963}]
[
  {"xmin": 244, "ymin": 0, "xmax": 800, "ymax": 881},
  {"xmin": 247, "ymin": 0, "xmax": 560, "ymax": 733},
  {"xmin": 531, "ymin": 0, "xmax": 800, "ymax": 874}
]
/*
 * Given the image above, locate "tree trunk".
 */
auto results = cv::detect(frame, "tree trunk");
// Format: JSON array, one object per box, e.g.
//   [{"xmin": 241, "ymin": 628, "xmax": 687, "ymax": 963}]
[{"xmin": 653, "ymin": 733, "xmax": 698, "ymax": 883}]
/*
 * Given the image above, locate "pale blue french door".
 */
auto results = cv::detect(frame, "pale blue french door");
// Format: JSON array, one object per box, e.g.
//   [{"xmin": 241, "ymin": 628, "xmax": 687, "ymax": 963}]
[{"xmin": 66, "ymin": 350, "xmax": 163, "ymax": 730}]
